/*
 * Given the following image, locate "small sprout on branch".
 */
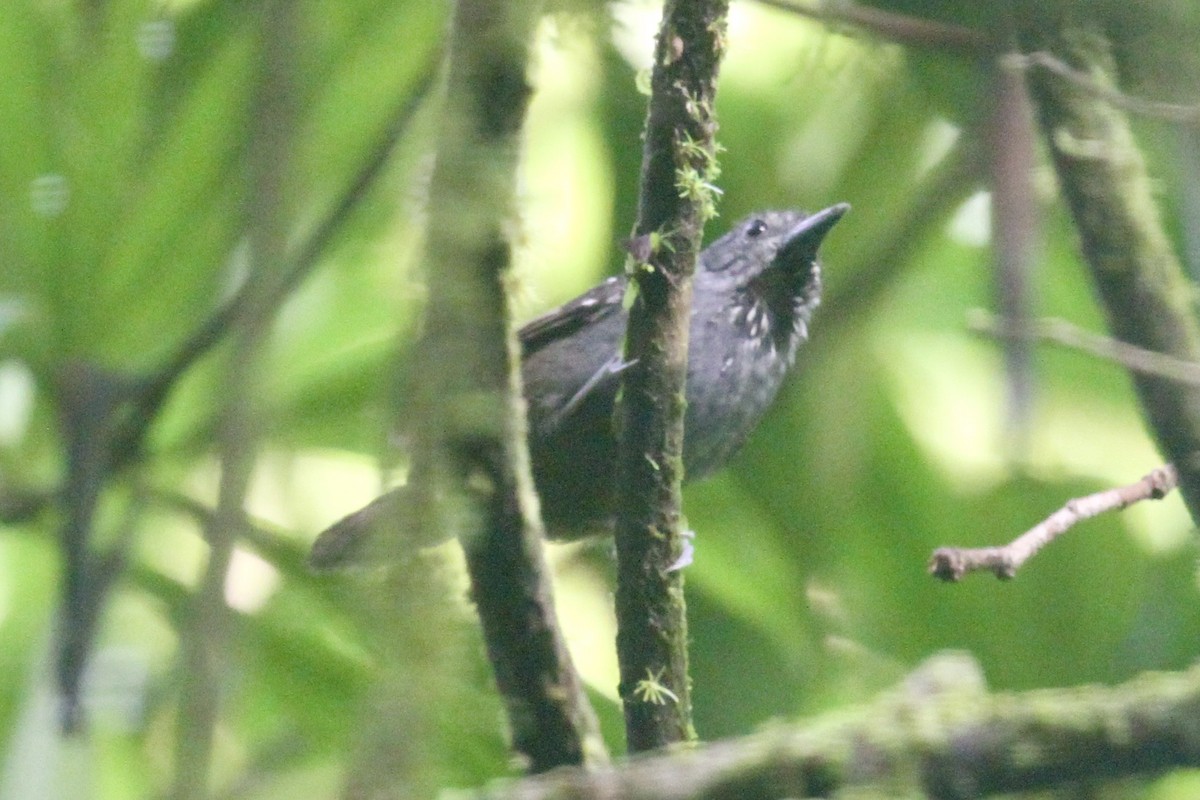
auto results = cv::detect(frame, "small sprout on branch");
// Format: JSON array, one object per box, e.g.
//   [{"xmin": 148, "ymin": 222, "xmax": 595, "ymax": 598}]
[
  {"xmin": 674, "ymin": 165, "xmax": 722, "ymax": 220},
  {"xmin": 676, "ymin": 131, "xmax": 719, "ymax": 171},
  {"xmin": 622, "ymin": 229, "xmax": 677, "ymax": 268},
  {"xmin": 673, "ymin": 127, "xmax": 721, "ymax": 192},
  {"xmin": 621, "ymin": 280, "xmax": 640, "ymax": 312},
  {"xmin": 633, "ymin": 667, "xmax": 679, "ymax": 706},
  {"xmin": 650, "ymin": 229, "xmax": 676, "ymax": 255}
]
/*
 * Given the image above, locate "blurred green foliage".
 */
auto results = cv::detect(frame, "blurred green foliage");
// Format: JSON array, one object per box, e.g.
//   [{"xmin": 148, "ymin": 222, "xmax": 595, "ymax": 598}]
[{"xmin": 1, "ymin": 0, "xmax": 1200, "ymax": 797}]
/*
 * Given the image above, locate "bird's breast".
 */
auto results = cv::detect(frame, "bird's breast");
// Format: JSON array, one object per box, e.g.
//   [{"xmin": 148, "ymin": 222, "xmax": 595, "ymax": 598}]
[{"xmin": 682, "ymin": 295, "xmax": 796, "ymax": 478}]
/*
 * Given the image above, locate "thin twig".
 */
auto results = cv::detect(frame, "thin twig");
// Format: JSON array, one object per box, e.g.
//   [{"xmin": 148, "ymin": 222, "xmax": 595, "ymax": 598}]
[
  {"xmin": 0, "ymin": 484, "xmax": 53, "ymax": 524},
  {"xmin": 969, "ymin": 309, "xmax": 1200, "ymax": 387},
  {"xmin": 1005, "ymin": 51, "xmax": 1200, "ymax": 125},
  {"xmin": 753, "ymin": 0, "xmax": 992, "ymax": 57},
  {"xmin": 929, "ymin": 464, "xmax": 1178, "ymax": 581}
]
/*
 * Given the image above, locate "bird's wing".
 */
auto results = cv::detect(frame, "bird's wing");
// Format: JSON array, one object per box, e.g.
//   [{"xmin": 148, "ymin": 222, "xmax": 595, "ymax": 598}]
[{"xmin": 519, "ymin": 276, "xmax": 626, "ymax": 359}]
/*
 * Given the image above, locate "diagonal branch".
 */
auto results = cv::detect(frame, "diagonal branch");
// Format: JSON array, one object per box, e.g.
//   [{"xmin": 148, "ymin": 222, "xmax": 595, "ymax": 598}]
[{"xmin": 1006, "ymin": 51, "xmax": 1200, "ymax": 125}]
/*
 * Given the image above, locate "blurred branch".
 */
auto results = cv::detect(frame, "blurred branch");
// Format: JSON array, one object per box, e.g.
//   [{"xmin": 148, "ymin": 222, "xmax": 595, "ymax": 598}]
[
  {"xmin": 53, "ymin": 362, "xmax": 138, "ymax": 731},
  {"xmin": 404, "ymin": 0, "xmax": 605, "ymax": 775},
  {"xmin": 614, "ymin": 0, "xmax": 729, "ymax": 752},
  {"xmin": 929, "ymin": 464, "xmax": 1178, "ymax": 581},
  {"xmin": 969, "ymin": 309, "xmax": 1200, "ymax": 387},
  {"xmin": 987, "ymin": 54, "xmax": 1040, "ymax": 448},
  {"xmin": 150, "ymin": 489, "xmax": 298, "ymax": 567},
  {"xmin": 753, "ymin": 0, "xmax": 991, "ymax": 56},
  {"xmin": 1018, "ymin": 18, "xmax": 1200, "ymax": 525},
  {"xmin": 169, "ymin": 3, "xmax": 296, "ymax": 797},
  {"xmin": 472, "ymin": 653, "xmax": 1200, "ymax": 800}
]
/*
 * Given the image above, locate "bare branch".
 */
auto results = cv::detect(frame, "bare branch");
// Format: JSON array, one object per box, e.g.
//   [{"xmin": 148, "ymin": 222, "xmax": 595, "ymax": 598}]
[{"xmin": 929, "ymin": 464, "xmax": 1178, "ymax": 581}]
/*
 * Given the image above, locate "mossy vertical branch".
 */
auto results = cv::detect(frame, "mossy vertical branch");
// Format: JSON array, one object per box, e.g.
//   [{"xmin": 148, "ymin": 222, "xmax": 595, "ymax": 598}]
[{"xmin": 614, "ymin": 0, "xmax": 730, "ymax": 752}]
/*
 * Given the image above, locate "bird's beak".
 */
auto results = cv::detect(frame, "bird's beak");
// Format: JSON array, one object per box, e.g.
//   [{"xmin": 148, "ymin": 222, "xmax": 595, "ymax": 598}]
[{"xmin": 777, "ymin": 203, "xmax": 850, "ymax": 264}]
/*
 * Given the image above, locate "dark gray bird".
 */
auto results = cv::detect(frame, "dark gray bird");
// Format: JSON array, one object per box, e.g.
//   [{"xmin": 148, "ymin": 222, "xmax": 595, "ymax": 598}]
[{"xmin": 310, "ymin": 204, "xmax": 848, "ymax": 569}]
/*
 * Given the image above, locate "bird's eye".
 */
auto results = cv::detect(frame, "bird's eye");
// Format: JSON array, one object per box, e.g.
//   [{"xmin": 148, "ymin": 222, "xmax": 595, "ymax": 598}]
[{"xmin": 746, "ymin": 219, "xmax": 768, "ymax": 238}]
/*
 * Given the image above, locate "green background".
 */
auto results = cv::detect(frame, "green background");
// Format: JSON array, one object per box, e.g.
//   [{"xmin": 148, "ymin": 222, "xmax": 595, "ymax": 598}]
[{"xmin": 1, "ymin": 0, "xmax": 1199, "ymax": 796}]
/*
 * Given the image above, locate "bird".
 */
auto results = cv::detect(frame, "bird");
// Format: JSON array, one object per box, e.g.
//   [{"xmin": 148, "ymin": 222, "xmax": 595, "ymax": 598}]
[{"xmin": 309, "ymin": 203, "xmax": 848, "ymax": 569}]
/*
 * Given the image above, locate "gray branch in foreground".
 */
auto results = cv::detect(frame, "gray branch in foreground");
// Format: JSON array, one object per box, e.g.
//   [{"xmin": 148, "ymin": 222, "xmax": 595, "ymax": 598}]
[
  {"xmin": 472, "ymin": 653, "xmax": 1200, "ymax": 800},
  {"xmin": 930, "ymin": 464, "xmax": 1178, "ymax": 581}
]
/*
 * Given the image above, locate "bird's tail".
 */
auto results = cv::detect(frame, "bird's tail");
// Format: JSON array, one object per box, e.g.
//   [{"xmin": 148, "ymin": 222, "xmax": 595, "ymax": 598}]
[{"xmin": 307, "ymin": 488, "xmax": 410, "ymax": 571}]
